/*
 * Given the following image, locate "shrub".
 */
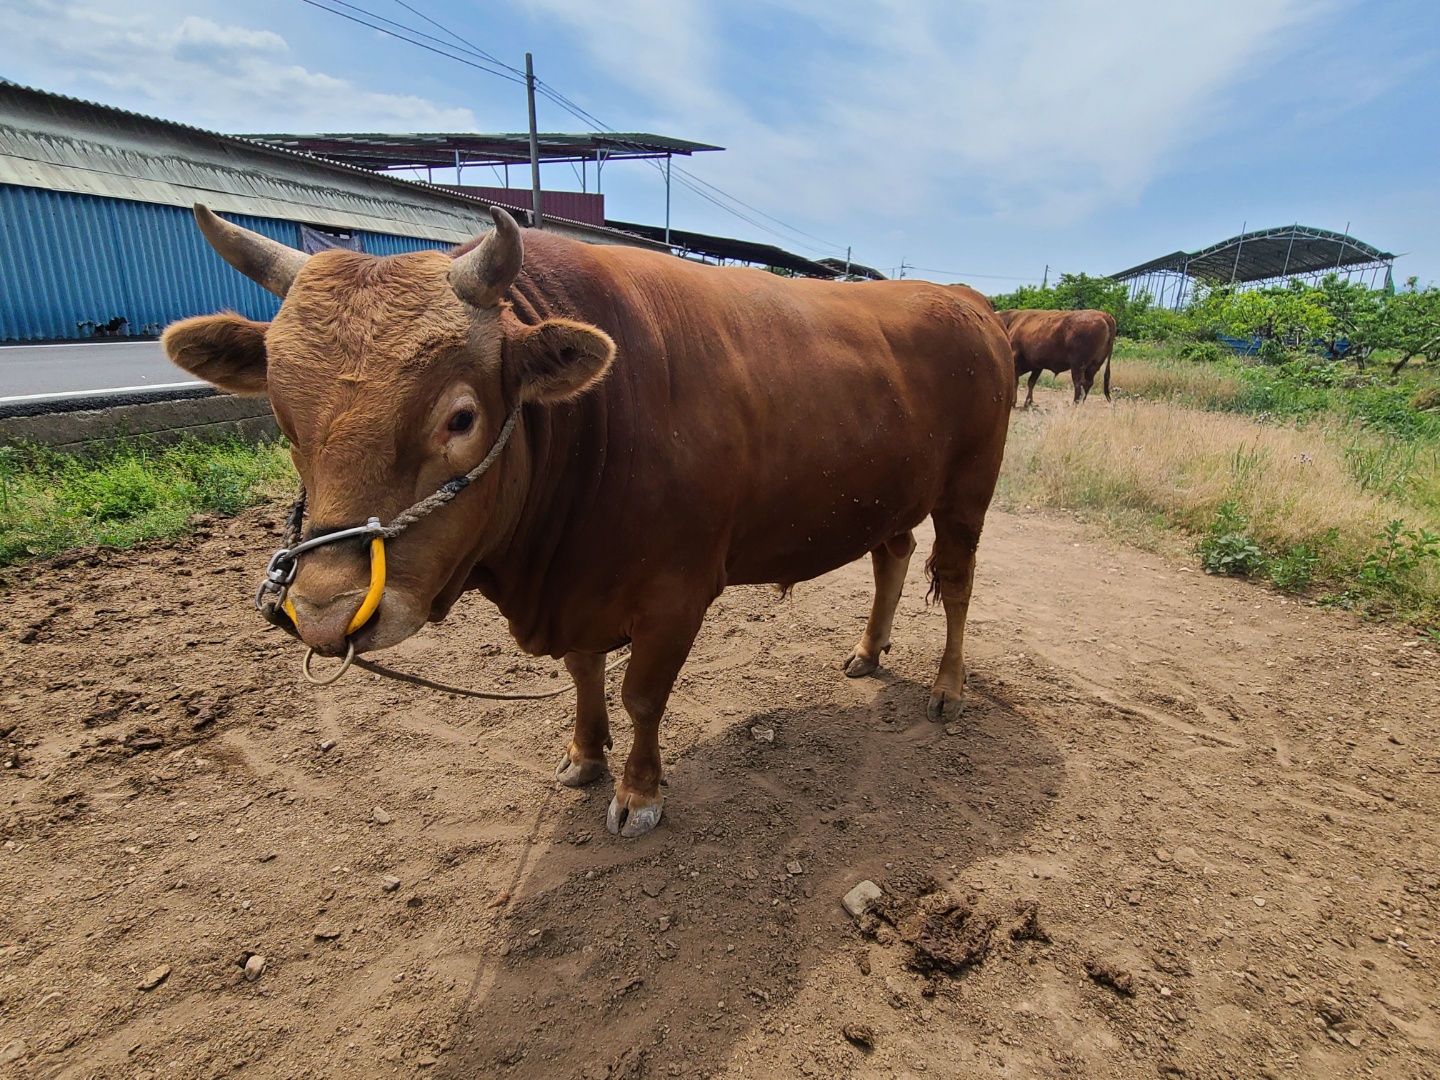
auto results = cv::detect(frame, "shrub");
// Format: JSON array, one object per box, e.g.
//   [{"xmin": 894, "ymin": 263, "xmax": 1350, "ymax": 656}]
[{"xmin": 1198, "ymin": 502, "xmax": 1266, "ymax": 577}]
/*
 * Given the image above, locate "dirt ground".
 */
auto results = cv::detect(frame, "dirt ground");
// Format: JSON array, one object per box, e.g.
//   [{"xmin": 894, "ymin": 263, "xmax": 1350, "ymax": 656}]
[{"xmin": 2, "ymin": 463, "xmax": 1439, "ymax": 1079}]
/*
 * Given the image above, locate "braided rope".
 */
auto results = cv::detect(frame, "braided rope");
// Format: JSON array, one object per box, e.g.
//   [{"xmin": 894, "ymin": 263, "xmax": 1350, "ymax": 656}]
[
  {"xmin": 353, "ymin": 648, "xmax": 630, "ymax": 701},
  {"xmin": 276, "ymin": 408, "xmax": 520, "ymax": 550},
  {"xmin": 379, "ymin": 408, "xmax": 521, "ymax": 539}
]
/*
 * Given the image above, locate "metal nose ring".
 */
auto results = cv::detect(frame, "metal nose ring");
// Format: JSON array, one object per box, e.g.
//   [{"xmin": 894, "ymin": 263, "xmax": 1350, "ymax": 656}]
[{"xmin": 302, "ymin": 641, "xmax": 356, "ymax": 686}]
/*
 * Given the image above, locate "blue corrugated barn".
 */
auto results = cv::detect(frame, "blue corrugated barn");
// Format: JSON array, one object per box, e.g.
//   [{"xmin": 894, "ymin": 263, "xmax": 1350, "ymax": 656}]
[{"xmin": 0, "ymin": 82, "xmax": 645, "ymax": 342}]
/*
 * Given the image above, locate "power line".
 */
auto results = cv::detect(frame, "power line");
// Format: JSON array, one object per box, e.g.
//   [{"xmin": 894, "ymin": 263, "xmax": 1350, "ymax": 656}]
[
  {"xmin": 387, "ymin": 0, "xmax": 521, "ymax": 75},
  {"xmin": 300, "ymin": 0, "xmax": 845, "ymax": 257},
  {"xmin": 295, "ymin": 0, "xmax": 525, "ymax": 85},
  {"xmin": 903, "ymin": 266, "xmax": 1041, "ymax": 282}
]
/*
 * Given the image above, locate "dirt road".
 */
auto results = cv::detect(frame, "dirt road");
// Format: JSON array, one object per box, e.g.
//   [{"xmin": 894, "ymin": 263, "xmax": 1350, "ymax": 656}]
[{"xmin": 1, "ymin": 501, "xmax": 1437, "ymax": 1079}]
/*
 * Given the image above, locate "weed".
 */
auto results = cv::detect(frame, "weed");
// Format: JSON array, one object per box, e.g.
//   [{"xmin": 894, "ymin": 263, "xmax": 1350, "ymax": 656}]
[
  {"xmin": 1357, "ymin": 520, "xmax": 1440, "ymax": 590},
  {"xmin": 1268, "ymin": 534, "xmax": 1334, "ymax": 592},
  {"xmin": 1198, "ymin": 502, "xmax": 1266, "ymax": 577}
]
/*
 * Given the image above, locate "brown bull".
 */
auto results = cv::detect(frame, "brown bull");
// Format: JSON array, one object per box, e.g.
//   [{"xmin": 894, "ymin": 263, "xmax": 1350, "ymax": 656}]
[
  {"xmin": 163, "ymin": 206, "xmax": 1013, "ymax": 837},
  {"xmin": 996, "ymin": 308, "xmax": 1116, "ymax": 407}
]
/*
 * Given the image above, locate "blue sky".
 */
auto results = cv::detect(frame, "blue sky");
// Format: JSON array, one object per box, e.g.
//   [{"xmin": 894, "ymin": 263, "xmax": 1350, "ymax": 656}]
[{"xmin": 3, "ymin": 0, "xmax": 1437, "ymax": 288}]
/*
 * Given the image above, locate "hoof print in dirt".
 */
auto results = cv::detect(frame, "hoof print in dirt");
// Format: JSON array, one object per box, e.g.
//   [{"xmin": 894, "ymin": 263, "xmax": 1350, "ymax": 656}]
[
  {"xmin": 1085, "ymin": 958, "xmax": 1136, "ymax": 996},
  {"xmin": 124, "ymin": 729, "xmax": 164, "ymax": 752},
  {"xmin": 1008, "ymin": 899, "xmax": 1050, "ymax": 943}
]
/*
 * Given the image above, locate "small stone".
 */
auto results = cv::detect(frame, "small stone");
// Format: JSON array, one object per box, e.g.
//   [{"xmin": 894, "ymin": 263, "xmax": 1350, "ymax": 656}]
[
  {"xmin": 185, "ymin": 832, "xmax": 199, "ymax": 843},
  {"xmin": 658, "ymin": 916, "xmax": 671, "ymax": 932},
  {"xmin": 943, "ymin": 721, "xmax": 963, "ymax": 736},
  {"xmin": 1253, "ymin": 896, "xmax": 1266, "ymax": 908},
  {"xmin": 138, "ymin": 965, "xmax": 170, "ymax": 991},
  {"xmin": 243, "ymin": 955, "xmax": 266, "ymax": 981},
  {"xmin": 1, "ymin": 1040, "xmax": 25, "ymax": 1065},
  {"xmin": 319, "ymin": 739, "xmax": 336, "ymax": 752},
  {"xmin": 1154, "ymin": 848, "xmax": 1172, "ymax": 862},
  {"xmin": 641, "ymin": 880, "xmax": 666, "ymax": 898},
  {"xmin": 314, "ymin": 925, "xmax": 342, "ymax": 941},
  {"xmin": 380, "ymin": 875, "xmax": 401, "ymax": 893},
  {"xmin": 842, "ymin": 880, "xmax": 883, "ymax": 918},
  {"xmin": 371, "ymin": 807, "xmax": 392, "ymax": 825},
  {"xmin": 787, "ymin": 861, "xmax": 804, "ymax": 876},
  {"xmin": 750, "ymin": 725, "xmax": 774, "ymax": 743}
]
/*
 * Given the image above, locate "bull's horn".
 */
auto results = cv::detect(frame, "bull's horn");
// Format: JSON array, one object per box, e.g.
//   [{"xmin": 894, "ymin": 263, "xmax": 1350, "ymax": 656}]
[
  {"xmin": 194, "ymin": 204, "xmax": 309, "ymax": 299},
  {"xmin": 449, "ymin": 207, "xmax": 524, "ymax": 309}
]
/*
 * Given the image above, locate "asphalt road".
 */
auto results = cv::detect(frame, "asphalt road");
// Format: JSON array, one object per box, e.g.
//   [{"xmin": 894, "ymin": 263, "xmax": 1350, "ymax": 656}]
[{"xmin": 0, "ymin": 340, "xmax": 199, "ymax": 402}]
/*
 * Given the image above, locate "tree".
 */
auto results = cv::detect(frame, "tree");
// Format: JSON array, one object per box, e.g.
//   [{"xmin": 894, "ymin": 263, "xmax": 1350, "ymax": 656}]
[
  {"xmin": 1388, "ymin": 278, "xmax": 1440, "ymax": 375},
  {"xmin": 1312, "ymin": 274, "xmax": 1386, "ymax": 367}
]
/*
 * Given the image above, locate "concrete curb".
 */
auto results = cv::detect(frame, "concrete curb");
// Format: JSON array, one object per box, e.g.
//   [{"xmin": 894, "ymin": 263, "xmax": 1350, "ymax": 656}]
[{"xmin": 0, "ymin": 391, "xmax": 280, "ymax": 452}]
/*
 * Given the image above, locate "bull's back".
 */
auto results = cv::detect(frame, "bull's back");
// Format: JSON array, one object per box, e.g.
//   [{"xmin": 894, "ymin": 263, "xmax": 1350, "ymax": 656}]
[
  {"xmin": 581, "ymin": 247, "xmax": 1013, "ymax": 583},
  {"xmin": 1004, "ymin": 309, "xmax": 1111, "ymax": 374}
]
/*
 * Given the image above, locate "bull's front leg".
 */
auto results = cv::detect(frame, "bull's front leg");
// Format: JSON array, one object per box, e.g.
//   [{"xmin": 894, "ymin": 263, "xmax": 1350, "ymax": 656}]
[
  {"xmin": 606, "ymin": 602, "xmax": 706, "ymax": 838},
  {"xmin": 555, "ymin": 651, "xmax": 611, "ymax": 787}
]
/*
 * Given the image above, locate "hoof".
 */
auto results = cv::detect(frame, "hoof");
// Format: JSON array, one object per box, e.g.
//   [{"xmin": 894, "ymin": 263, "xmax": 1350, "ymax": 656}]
[
  {"xmin": 842, "ymin": 643, "xmax": 888, "ymax": 679},
  {"xmin": 555, "ymin": 751, "xmax": 607, "ymax": 788},
  {"xmin": 842, "ymin": 651, "xmax": 879, "ymax": 678},
  {"xmin": 927, "ymin": 688, "xmax": 964, "ymax": 723},
  {"xmin": 606, "ymin": 793, "xmax": 664, "ymax": 838}
]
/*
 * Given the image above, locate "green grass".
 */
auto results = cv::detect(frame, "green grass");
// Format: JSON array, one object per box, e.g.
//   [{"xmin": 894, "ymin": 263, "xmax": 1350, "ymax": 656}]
[
  {"xmin": 0, "ymin": 438, "xmax": 294, "ymax": 568},
  {"xmin": 1008, "ymin": 344, "xmax": 1440, "ymax": 629}
]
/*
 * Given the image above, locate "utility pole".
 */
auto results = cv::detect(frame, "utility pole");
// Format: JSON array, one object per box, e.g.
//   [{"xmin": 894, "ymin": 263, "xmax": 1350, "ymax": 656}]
[
  {"xmin": 1041, "ymin": 264, "xmax": 1049, "ymax": 289},
  {"xmin": 664, "ymin": 153, "xmax": 672, "ymax": 246},
  {"xmin": 844, "ymin": 245, "xmax": 852, "ymax": 279},
  {"xmin": 525, "ymin": 52, "xmax": 543, "ymax": 229},
  {"xmin": 898, "ymin": 258, "xmax": 910, "ymax": 280}
]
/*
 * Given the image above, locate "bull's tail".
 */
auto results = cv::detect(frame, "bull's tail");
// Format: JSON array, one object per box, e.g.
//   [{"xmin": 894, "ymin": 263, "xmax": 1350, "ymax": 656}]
[{"xmin": 1102, "ymin": 315, "xmax": 1117, "ymax": 402}]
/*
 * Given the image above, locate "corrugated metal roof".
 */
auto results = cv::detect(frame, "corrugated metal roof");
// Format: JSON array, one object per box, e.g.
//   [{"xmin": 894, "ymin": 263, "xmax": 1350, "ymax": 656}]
[
  {"xmin": 0, "ymin": 81, "xmax": 665, "ymax": 249},
  {"xmin": 1112, "ymin": 225, "xmax": 1395, "ymax": 284},
  {"xmin": 242, "ymin": 131, "xmax": 723, "ymax": 170}
]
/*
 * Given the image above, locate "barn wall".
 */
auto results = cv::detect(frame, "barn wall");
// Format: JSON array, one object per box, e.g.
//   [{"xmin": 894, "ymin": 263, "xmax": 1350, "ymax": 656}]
[{"xmin": 0, "ymin": 185, "xmax": 455, "ymax": 342}]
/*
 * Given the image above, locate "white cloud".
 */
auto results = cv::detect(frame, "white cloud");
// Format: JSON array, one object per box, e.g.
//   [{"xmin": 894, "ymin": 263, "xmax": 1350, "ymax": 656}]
[
  {"xmin": 0, "ymin": 0, "xmax": 477, "ymax": 132},
  {"xmin": 530, "ymin": 0, "xmax": 1330, "ymax": 232}
]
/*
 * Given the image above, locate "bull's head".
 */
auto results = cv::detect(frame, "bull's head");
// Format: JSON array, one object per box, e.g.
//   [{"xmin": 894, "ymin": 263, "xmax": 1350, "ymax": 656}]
[{"xmin": 163, "ymin": 206, "xmax": 615, "ymax": 656}]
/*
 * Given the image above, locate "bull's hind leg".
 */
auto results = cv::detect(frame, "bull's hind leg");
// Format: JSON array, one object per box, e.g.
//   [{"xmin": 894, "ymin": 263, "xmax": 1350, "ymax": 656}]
[
  {"xmin": 1024, "ymin": 370, "xmax": 1041, "ymax": 408},
  {"xmin": 843, "ymin": 531, "xmax": 916, "ymax": 678},
  {"xmin": 555, "ymin": 651, "xmax": 611, "ymax": 787},
  {"xmin": 926, "ymin": 515, "xmax": 982, "ymax": 722}
]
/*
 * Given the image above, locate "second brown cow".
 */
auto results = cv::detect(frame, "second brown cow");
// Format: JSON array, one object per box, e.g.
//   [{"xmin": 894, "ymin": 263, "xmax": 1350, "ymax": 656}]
[{"xmin": 997, "ymin": 308, "xmax": 1117, "ymax": 407}]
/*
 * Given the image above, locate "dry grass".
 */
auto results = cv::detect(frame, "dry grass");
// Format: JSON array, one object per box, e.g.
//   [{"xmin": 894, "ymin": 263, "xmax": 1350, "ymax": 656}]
[
  {"xmin": 998, "ymin": 393, "xmax": 1440, "ymax": 621},
  {"xmin": 1107, "ymin": 358, "xmax": 1244, "ymax": 410}
]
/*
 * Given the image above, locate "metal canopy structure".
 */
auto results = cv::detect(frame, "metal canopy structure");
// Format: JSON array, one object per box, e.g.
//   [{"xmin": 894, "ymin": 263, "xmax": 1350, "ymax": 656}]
[
  {"xmin": 1112, "ymin": 224, "xmax": 1395, "ymax": 309},
  {"xmin": 238, "ymin": 132, "xmax": 723, "ymax": 172},
  {"xmin": 815, "ymin": 257, "xmax": 888, "ymax": 281},
  {"xmin": 607, "ymin": 220, "xmax": 838, "ymax": 278}
]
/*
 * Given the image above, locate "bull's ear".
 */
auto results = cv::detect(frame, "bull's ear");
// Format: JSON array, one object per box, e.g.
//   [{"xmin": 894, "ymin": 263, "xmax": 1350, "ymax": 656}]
[
  {"xmin": 161, "ymin": 313, "xmax": 270, "ymax": 396},
  {"xmin": 505, "ymin": 317, "xmax": 616, "ymax": 405}
]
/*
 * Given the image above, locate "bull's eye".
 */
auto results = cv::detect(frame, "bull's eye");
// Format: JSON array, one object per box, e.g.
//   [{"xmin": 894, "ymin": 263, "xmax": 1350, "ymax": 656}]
[{"xmin": 447, "ymin": 409, "xmax": 475, "ymax": 434}]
